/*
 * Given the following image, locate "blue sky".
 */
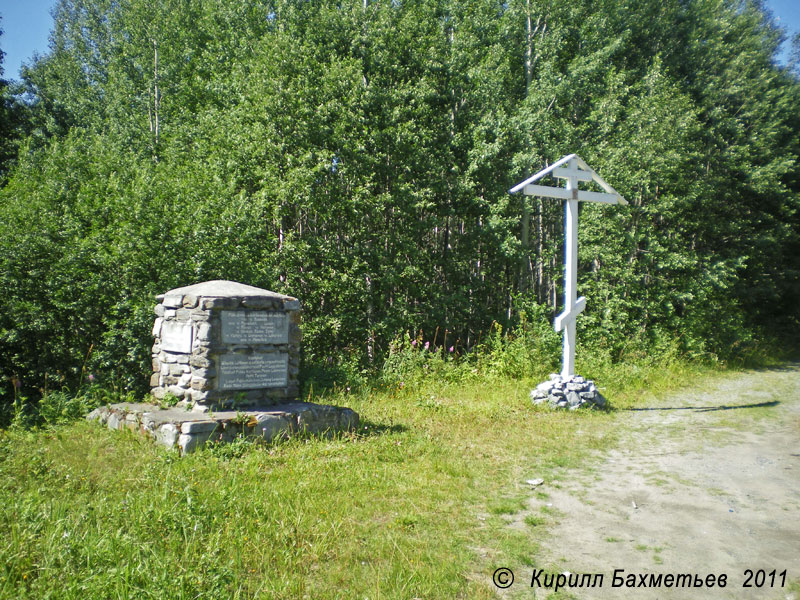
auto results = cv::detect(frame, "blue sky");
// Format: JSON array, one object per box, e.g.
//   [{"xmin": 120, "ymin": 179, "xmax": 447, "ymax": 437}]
[
  {"xmin": 1, "ymin": 0, "xmax": 798, "ymax": 80},
  {"xmin": 1, "ymin": 0, "xmax": 55, "ymax": 79}
]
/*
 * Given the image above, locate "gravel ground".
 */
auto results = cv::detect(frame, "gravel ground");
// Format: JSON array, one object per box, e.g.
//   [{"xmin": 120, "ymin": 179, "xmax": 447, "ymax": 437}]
[{"xmin": 525, "ymin": 365, "xmax": 800, "ymax": 599}]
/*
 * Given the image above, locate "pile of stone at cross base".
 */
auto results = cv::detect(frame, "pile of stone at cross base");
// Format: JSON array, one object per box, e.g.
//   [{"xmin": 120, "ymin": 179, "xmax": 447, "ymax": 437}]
[{"xmin": 530, "ymin": 373, "xmax": 607, "ymax": 409}]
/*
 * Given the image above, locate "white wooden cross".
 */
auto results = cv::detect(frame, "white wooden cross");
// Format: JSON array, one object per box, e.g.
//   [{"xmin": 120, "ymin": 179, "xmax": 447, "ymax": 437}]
[{"xmin": 510, "ymin": 154, "xmax": 627, "ymax": 379}]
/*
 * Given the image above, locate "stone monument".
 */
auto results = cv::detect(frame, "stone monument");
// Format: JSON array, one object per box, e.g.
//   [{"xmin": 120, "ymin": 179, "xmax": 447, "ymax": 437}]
[
  {"xmin": 88, "ymin": 280, "xmax": 359, "ymax": 453},
  {"xmin": 150, "ymin": 280, "xmax": 301, "ymax": 410}
]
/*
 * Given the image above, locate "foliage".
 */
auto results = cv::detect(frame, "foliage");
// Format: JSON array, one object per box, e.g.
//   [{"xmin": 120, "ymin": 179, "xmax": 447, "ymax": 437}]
[
  {"xmin": 0, "ymin": 0, "xmax": 799, "ymax": 405},
  {"xmin": 0, "ymin": 19, "xmax": 27, "ymax": 181},
  {"xmin": 3, "ymin": 383, "xmax": 130, "ymax": 429}
]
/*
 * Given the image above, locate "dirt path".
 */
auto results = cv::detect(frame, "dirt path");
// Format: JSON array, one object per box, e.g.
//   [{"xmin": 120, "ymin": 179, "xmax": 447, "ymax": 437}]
[{"xmin": 525, "ymin": 365, "xmax": 800, "ymax": 599}]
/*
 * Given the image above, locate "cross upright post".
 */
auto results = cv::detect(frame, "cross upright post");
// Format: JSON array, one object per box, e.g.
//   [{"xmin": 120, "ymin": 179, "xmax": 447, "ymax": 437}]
[
  {"xmin": 509, "ymin": 154, "xmax": 626, "ymax": 383},
  {"xmin": 562, "ymin": 161, "xmax": 579, "ymax": 378}
]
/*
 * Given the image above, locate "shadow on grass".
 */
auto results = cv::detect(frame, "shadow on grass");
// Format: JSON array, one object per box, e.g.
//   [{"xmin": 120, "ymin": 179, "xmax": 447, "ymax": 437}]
[
  {"xmin": 353, "ymin": 418, "xmax": 408, "ymax": 438},
  {"xmin": 625, "ymin": 400, "xmax": 780, "ymax": 413}
]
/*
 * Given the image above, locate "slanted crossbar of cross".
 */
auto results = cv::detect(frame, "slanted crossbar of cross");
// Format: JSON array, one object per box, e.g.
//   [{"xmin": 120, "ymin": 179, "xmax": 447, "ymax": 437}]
[{"xmin": 510, "ymin": 155, "xmax": 626, "ymax": 379}]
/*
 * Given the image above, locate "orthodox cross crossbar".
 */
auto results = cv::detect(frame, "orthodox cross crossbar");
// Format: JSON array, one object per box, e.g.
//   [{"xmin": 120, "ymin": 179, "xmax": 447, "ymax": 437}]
[{"xmin": 510, "ymin": 154, "xmax": 627, "ymax": 379}]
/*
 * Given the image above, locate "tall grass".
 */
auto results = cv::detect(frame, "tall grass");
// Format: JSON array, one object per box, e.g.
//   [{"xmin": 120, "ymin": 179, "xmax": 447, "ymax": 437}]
[{"xmin": 0, "ymin": 326, "xmax": 777, "ymax": 599}]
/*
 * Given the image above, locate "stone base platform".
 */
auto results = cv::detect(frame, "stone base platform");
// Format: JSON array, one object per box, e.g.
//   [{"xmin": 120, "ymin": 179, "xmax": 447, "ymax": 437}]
[{"xmin": 87, "ymin": 401, "xmax": 359, "ymax": 455}]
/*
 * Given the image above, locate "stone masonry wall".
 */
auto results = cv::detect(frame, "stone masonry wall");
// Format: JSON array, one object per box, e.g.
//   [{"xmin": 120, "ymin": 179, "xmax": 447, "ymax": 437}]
[{"xmin": 150, "ymin": 291, "xmax": 301, "ymax": 409}]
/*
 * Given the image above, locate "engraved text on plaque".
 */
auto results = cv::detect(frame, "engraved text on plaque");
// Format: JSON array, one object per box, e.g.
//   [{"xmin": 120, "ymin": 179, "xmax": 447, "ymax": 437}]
[
  {"xmin": 221, "ymin": 311, "xmax": 289, "ymax": 344},
  {"xmin": 218, "ymin": 353, "xmax": 288, "ymax": 390}
]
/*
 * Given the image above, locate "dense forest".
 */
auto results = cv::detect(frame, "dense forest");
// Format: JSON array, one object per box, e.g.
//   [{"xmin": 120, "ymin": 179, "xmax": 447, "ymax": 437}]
[{"xmin": 1, "ymin": 0, "xmax": 798, "ymax": 403}]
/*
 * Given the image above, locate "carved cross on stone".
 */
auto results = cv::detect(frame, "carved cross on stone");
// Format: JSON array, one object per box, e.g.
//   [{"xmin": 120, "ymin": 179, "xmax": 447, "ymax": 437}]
[{"xmin": 510, "ymin": 154, "xmax": 627, "ymax": 379}]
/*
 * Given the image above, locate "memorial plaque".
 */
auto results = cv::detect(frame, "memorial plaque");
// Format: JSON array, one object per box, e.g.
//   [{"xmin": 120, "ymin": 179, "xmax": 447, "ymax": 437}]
[
  {"xmin": 161, "ymin": 321, "xmax": 193, "ymax": 353},
  {"xmin": 218, "ymin": 353, "xmax": 288, "ymax": 390},
  {"xmin": 221, "ymin": 311, "xmax": 289, "ymax": 344}
]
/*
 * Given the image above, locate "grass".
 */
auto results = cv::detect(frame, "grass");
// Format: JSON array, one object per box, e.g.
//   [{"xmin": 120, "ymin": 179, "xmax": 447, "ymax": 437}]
[
  {"xmin": 523, "ymin": 515, "xmax": 546, "ymax": 528},
  {"xmin": 0, "ymin": 356, "xmax": 743, "ymax": 598}
]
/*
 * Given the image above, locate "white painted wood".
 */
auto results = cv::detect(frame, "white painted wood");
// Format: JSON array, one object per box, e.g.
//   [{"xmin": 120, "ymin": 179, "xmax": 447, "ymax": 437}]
[
  {"xmin": 554, "ymin": 296, "xmax": 585, "ymax": 331},
  {"xmin": 523, "ymin": 184, "xmax": 623, "ymax": 204},
  {"xmin": 573, "ymin": 189, "xmax": 624, "ymax": 204},
  {"xmin": 509, "ymin": 153, "xmax": 627, "ymax": 205},
  {"xmin": 510, "ymin": 153, "xmax": 627, "ymax": 380},
  {"xmin": 572, "ymin": 156, "xmax": 628, "ymax": 205},
  {"xmin": 554, "ymin": 166, "xmax": 592, "ymax": 181},
  {"xmin": 562, "ymin": 160, "xmax": 579, "ymax": 378},
  {"xmin": 508, "ymin": 154, "xmax": 577, "ymax": 193}
]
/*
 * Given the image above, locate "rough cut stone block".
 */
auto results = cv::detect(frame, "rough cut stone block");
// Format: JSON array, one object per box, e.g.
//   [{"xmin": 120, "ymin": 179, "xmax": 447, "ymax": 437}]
[
  {"xmin": 192, "ymin": 345, "xmax": 211, "ymax": 357},
  {"xmin": 167, "ymin": 385, "xmax": 186, "ymax": 398},
  {"xmin": 240, "ymin": 296, "xmax": 271, "ymax": 308},
  {"xmin": 190, "ymin": 355, "xmax": 212, "ymax": 368},
  {"xmin": 107, "ymin": 412, "xmax": 121, "ymax": 430},
  {"xmin": 191, "ymin": 377, "xmax": 212, "ymax": 391},
  {"xmin": 178, "ymin": 431, "xmax": 216, "ymax": 454},
  {"xmin": 190, "ymin": 389, "xmax": 209, "ymax": 403},
  {"xmin": 140, "ymin": 414, "xmax": 157, "ymax": 434},
  {"xmin": 182, "ymin": 294, "xmax": 199, "ymax": 309},
  {"xmin": 181, "ymin": 420, "xmax": 218, "ymax": 434},
  {"xmin": 196, "ymin": 322, "xmax": 212, "ymax": 342},
  {"xmin": 90, "ymin": 407, "xmax": 110, "ymax": 425},
  {"xmin": 155, "ymin": 423, "xmax": 179, "ymax": 448},
  {"xmin": 168, "ymin": 364, "xmax": 184, "ymax": 376},
  {"xmin": 201, "ymin": 297, "xmax": 238, "ymax": 310},
  {"xmin": 255, "ymin": 414, "xmax": 292, "ymax": 442},
  {"xmin": 163, "ymin": 294, "xmax": 183, "ymax": 308}
]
